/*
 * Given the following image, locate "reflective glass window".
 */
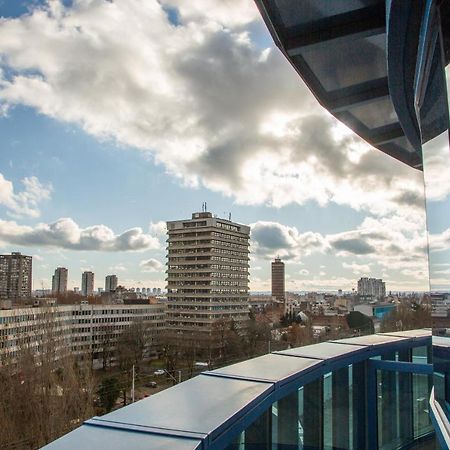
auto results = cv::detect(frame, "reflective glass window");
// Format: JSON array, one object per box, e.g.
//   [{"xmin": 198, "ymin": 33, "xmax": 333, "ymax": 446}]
[
  {"xmin": 347, "ymin": 96, "xmax": 398, "ymax": 129},
  {"xmin": 295, "ymin": 33, "xmax": 386, "ymax": 91},
  {"xmin": 273, "ymin": 0, "xmax": 379, "ymax": 29}
]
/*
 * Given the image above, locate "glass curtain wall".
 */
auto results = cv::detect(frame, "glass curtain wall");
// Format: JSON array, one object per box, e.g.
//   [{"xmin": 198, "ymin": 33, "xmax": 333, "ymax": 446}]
[
  {"xmin": 226, "ymin": 365, "xmax": 366, "ymax": 450},
  {"xmin": 421, "ymin": 12, "xmax": 450, "ymax": 420}
]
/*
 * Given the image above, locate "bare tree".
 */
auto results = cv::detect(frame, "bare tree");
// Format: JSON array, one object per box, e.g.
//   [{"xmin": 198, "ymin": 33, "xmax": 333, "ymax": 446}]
[
  {"xmin": 0, "ymin": 309, "xmax": 95, "ymax": 449},
  {"xmin": 116, "ymin": 320, "xmax": 149, "ymax": 371},
  {"xmin": 380, "ymin": 302, "xmax": 431, "ymax": 332}
]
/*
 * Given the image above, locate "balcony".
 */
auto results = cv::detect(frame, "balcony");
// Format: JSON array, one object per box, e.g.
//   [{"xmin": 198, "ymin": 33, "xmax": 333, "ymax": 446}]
[{"xmin": 42, "ymin": 329, "xmax": 438, "ymax": 449}]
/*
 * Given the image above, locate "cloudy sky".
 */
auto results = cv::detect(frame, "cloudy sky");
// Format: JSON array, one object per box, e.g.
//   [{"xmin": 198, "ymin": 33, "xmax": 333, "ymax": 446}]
[{"xmin": 0, "ymin": 0, "xmax": 448, "ymax": 292}]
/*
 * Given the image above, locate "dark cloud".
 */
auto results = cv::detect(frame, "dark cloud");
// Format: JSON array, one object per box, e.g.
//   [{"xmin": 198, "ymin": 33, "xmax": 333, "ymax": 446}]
[
  {"xmin": 251, "ymin": 223, "xmax": 292, "ymax": 250},
  {"xmin": 331, "ymin": 238, "xmax": 376, "ymax": 255},
  {"xmin": 393, "ymin": 191, "xmax": 424, "ymax": 208}
]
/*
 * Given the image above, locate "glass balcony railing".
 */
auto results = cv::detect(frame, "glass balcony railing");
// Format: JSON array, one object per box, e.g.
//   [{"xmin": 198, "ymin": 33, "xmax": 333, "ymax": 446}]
[{"xmin": 42, "ymin": 329, "xmax": 434, "ymax": 450}]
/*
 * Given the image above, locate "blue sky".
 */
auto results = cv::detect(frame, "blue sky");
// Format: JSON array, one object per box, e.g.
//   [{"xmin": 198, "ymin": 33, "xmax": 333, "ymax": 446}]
[{"xmin": 0, "ymin": 0, "xmax": 448, "ymax": 292}]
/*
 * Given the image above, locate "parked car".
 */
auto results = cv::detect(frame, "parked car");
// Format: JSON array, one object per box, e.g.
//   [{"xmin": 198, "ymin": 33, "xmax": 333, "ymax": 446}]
[
  {"xmin": 153, "ymin": 369, "xmax": 165, "ymax": 376},
  {"xmin": 145, "ymin": 381, "xmax": 157, "ymax": 388}
]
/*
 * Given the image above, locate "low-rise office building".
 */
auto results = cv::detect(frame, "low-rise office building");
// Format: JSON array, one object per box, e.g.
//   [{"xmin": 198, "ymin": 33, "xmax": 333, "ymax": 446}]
[{"xmin": 0, "ymin": 303, "xmax": 166, "ymax": 365}]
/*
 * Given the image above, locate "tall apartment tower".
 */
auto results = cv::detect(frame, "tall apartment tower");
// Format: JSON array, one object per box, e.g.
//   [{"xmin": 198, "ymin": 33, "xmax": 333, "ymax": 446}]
[
  {"xmin": 105, "ymin": 275, "xmax": 118, "ymax": 292},
  {"xmin": 81, "ymin": 271, "xmax": 94, "ymax": 297},
  {"xmin": 52, "ymin": 267, "xmax": 68, "ymax": 295},
  {"xmin": 271, "ymin": 257, "xmax": 285, "ymax": 303},
  {"xmin": 357, "ymin": 277, "xmax": 386, "ymax": 301},
  {"xmin": 166, "ymin": 212, "xmax": 250, "ymax": 347},
  {"xmin": 0, "ymin": 252, "xmax": 32, "ymax": 300}
]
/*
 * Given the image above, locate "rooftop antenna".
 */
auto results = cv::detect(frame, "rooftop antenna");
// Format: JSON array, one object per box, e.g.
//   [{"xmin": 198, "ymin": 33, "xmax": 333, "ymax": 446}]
[
  {"xmin": 205, "ymin": 202, "xmax": 207, "ymax": 212},
  {"xmin": 229, "ymin": 212, "xmax": 232, "ymax": 221}
]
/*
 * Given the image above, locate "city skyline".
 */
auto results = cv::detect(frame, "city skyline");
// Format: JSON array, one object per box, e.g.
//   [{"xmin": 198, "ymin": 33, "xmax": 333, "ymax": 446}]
[{"xmin": 0, "ymin": 1, "xmax": 449, "ymax": 293}]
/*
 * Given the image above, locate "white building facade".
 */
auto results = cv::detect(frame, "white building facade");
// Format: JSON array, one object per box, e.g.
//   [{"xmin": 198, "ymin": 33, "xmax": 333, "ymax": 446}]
[
  {"xmin": 0, "ymin": 304, "xmax": 166, "ymax": 365},
  {"xmin": 166, "ymin": 212, "xmax": 250, "ymax": 343}
]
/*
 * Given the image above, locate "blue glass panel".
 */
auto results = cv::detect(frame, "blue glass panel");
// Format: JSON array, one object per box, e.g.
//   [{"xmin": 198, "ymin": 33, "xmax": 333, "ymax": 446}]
[
  {"xmin": 347, "ymin": 96, "xmax": 398, "ymax": 129},
  {"xmin": 412, "ymin": 346, "xmax": 428, "ymax": 364},
  {"xmin": 413, "ymin": 374, "xmax": 434, "ymax": 439},
  {"xmin": 295, "ymin": 33, "xmax": 387, "ymax": 91},
  {"xmin": 323, "ymin": 372, "xmax": 333, "ymax": 450},
  {"xmin": 273, "ymin": 0, "xmax": 379, "ymax": 29}
]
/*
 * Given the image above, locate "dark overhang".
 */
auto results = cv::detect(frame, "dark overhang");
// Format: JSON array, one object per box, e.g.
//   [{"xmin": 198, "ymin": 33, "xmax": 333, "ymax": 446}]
[{"xmin": 255, "ymin": 0, "xmax": 450, "ymax": 171}]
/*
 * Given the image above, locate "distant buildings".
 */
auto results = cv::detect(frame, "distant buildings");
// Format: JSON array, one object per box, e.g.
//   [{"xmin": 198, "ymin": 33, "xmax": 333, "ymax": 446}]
[
  {"xmin": 105, "ymin": 275, "xmax": 118, "ymax": 292},
  {"xmin": 0, "ymin": 252, "xmax": 32, "ymax": 301},
  {"xmin": 166, "ymin": 211, "xmax": 250, "ymax": 345},
  {"xmin": 81, "ymin": 271, "xmax": 94, "ymax": 297},
  {"xmin": 248, "ymin": 294, "xmax": 276, "ymax": 312},
  {"xmin": 271, "ymin": 257, "xmax": 285, "ymax": 303},
  {"xmin": 52, "ymin": 267, "xmax": 68, "ymax": 295},
  {"xmin": 357, "ymin": 277, "xmax": 386, "ymax": 302}
]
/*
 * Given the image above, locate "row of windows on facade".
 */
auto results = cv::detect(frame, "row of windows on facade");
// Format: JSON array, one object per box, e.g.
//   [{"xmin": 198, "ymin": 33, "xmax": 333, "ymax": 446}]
[
  {"xmin": 169, "ymin": 256, "xmax": 249, "ymax": 264},
  {"xmin": 168, "ymin": 305, "xmax": 249, "ymax": 312},
  {"xmin": 169, "ymin": 272, "xmax": 248, "ymax": 279},
  {"xmin": 166, "ymin": 296, "xmax": 249, "ymax": 302},
  {"xmin": 168, "ymin": 240, "xmax": 248, "ymax": 251},
  {"xmin": 168, "ymin": 264, "xmax": 248, "ymax": 272},
  {"xmin": 0, "ymin": 317, "xmax": 166, "ymax": 338},
  {"xmin": 167, "ymin": 289, "xmax": 249, "ymax": 294},
  {"xmin": 0, "ymin": 326, "xmax": 164, "ymax": 348},
  {"xmin": 168, "ymin": 248, "xmax": 249, "ymax": 257},
  {"xmin": 179, "ymin": 221, "xmax": 241, "ymax": 232},
  {"xmin": 0, "ymin": 309, "xmax": 165, "ymax": 325},
  {"xmin": 167, "ymin": 280, "xmax": 248, "ymax": 287},
  {"xmin": 169, "ymin": 231, "xmax": 248, "ymax": 242},
  {"xmin": 167, "ymin": 313, "xmax": 248, "ymax": 320},
  {"xmin": 166, "ymin": 318, "xmax": 247, "ymax": 328}
]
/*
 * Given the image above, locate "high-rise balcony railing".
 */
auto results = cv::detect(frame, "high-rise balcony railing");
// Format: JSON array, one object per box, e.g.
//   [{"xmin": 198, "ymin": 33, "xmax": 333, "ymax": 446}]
[{"xmin": 43, "ymin": 329, "xmax": 438, "ymax": 450}]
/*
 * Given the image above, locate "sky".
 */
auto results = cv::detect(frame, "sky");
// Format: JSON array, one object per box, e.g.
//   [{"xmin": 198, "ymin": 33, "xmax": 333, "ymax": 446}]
[{"xmin": 0, "ymin": 0, "xmax": 449, "ymax": 293}]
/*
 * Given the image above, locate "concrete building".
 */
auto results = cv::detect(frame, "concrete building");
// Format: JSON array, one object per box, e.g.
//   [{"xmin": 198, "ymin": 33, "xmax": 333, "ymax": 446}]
[
  {"xmin": 166, "ymin": 211, "xmax": 250, "ymax": 346},
  {"xmin": 105, "ymin": 275, "xmax": 118, "ymax": 293},
  {"xmin": 357, "ymin": 277, "xmax": 386, "ymax": 301},
  {"xmin": 52, "ymin": 267, "xmax": 68, "ymax": 295},
  {"xmin": 81, "ymin": 271, "xmax": 94, "ymax": 297},
  {"xmin": 354, "ymin": 303, "xmax": 396, "ymax": 320},
  {"xmin": 0, "ymin": 303, "xmax": 166, "ymax": 365},
  {"xmin": 271, "ymin": 257, "xmax": 285, "ymax": 304},
  {"xmin": 0, "ymin": 252, "xmax": 32, "ymax": 301}
]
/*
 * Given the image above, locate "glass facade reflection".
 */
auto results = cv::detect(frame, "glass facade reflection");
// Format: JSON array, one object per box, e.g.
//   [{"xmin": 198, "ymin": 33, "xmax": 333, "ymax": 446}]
[
  {"xmin": 224, "ymin": 337, "xmax": 432, "ymax": 450},
  {"xmin": 255, "ymin": 0, "xmax": 450, "ymax": 446}
]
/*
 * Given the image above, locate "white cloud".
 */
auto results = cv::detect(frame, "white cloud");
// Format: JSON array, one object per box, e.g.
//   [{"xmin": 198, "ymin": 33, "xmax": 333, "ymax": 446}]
[
  {"xmin": 423, "ymin": 131, "xmax": 450, "ymax": 202},
  {"xmin": 140, "ymin": 258, "xmax": 164, "ymax": 272},
  {"xmin": 162, "ymin": 0, "xmax": 258, "ymax": 27},
  {"xmin": 108, "ymin": 264, "xmax": 127, "ymax": 272},
  {"xmin": 250, "ymin": 215, "xmax": 429, "ymax": 289},
  {"xmin": 342, "ymin": 262, "xmax": 371, "ymax": 275},
  {"xmin": 149, "ymin": 220, "xmax": 167, "ymax": 237},
  {"xmin": 0, "ymin": 173, "xmax": 52, "ymax": 218},
  {"xmin": 429, "ymin": 229, "xmax": 450, "ymax": 252},
  {"xmin": 0, "ymin": 218, "xmax": 160, "ymax": 251},
  {"xmin": 0, "ymin": 0, "xmax": 424, "ymax": 220}
]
